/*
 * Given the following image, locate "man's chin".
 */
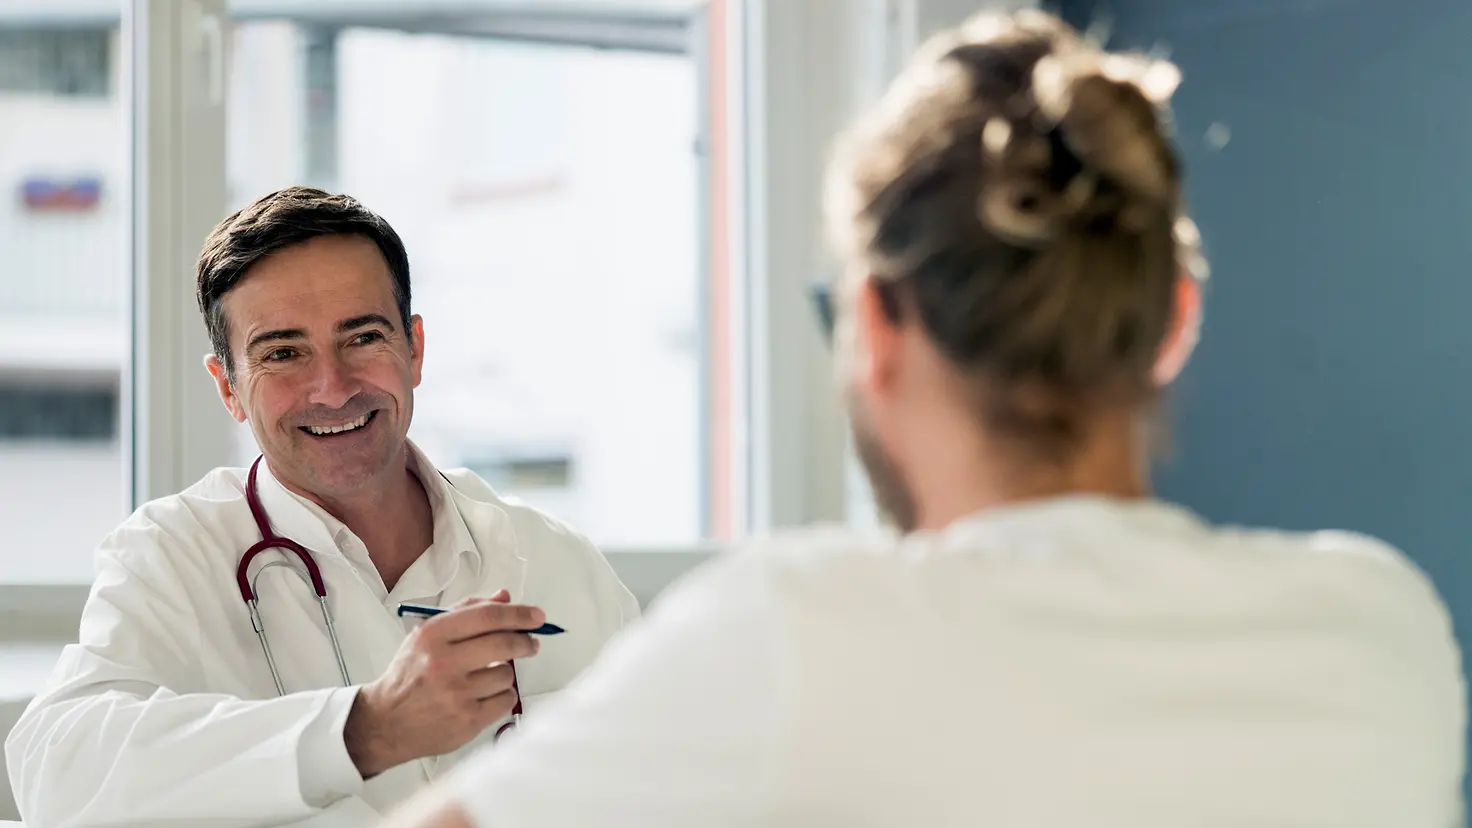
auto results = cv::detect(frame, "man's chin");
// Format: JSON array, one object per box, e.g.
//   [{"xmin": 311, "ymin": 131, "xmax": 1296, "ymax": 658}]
[{"xmin": 281, "ymin": 439, "xmax": 402, "ymax": 493}]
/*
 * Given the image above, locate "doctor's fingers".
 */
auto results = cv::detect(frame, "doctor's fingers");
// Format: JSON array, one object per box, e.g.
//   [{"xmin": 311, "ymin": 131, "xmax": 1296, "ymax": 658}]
[
  {"xmin": 474, "ymin": 685, "xmax": 520, "ymax": 724},
  {"xmin": 429, "ymin": 601, "xmax": 546, "ymax": 643},
  {"xmin": 446, "ymin": 590, "xmax": 510, "ymax": 611},
  {"xmin": 443, "ymin": 630, "xmax": 540, "ymax": 672},
  {"xmin": 465, "ymin": 662, "xmax": 519, "ymax": 702}
]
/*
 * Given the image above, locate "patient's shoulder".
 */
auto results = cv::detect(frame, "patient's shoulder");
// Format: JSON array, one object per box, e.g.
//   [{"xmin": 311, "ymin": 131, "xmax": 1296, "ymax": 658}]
[
  {"xmin": 1223, "ymin": 523, "xmax": 1441, "ymax": 600},
  {"xmin": 682, "ymin": 526, "xmax": 906, "ymax": 605},
  {"xmin": 736, "ymin": 525, "xmax": 899, "ymax": 566}
]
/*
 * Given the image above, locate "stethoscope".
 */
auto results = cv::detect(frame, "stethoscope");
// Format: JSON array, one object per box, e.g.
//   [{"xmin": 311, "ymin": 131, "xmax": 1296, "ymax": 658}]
[{"xmin": 235, "ymin": 455, "xmax": 526, "ymax": 741}]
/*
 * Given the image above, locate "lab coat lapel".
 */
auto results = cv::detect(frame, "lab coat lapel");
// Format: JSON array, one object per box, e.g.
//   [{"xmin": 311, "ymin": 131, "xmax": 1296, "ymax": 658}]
[
  {"xmin": 438, "ymin": 480, "xmax": 528, "ymax": 603},
  {"xmin": 423, "ymin": 481, "xmax": 527, "ymax": 780}
]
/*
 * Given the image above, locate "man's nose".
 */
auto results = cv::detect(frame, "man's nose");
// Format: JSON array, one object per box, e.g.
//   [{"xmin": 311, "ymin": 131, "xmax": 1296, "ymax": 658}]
[{"xmin": 306, "ymin": 351, "xmax": 362, "ymax": 410}]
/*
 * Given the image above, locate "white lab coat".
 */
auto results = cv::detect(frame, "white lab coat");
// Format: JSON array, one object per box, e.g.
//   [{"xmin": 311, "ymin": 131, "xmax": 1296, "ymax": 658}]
[{"xmin": 4, "ymin": 444, "xmax": 639, "ymax": 828}]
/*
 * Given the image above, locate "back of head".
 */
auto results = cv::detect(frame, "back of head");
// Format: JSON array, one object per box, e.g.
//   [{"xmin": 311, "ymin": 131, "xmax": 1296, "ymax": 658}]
[{"xmin": 825, "ymin": 10, "xmax": 1205, "ymax": 455}]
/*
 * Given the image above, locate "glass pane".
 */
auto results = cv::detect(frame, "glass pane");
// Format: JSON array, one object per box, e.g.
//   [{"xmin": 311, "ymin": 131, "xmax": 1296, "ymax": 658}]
[
  {"xmin": 226, "ymin": 15, "xmax": 729, "ymax": 548},
  {"xmin": 0, "ymin": 14, "xmax": 128, "ymax": 583}
]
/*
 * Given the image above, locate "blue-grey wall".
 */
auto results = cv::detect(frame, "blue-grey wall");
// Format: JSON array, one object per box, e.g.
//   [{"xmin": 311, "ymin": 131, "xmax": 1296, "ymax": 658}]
[{"xmin": 1063, "ymin": 0, "xmax": 1472, "ymax": 807}]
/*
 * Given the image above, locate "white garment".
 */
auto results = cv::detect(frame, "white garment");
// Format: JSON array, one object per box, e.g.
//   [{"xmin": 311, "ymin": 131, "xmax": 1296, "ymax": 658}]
[
  {"xmin": 448, "ymin": 496, "xmax": 1465, "ymax": 828},
  {"xmin": 5, "ymin": 443, "xmax": 639, "ymax": 828}
]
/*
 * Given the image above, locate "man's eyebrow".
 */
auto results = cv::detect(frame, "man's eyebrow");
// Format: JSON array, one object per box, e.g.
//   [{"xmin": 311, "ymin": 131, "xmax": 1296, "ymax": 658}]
[
  {"xmin": 245, "ymin": 328, "xmax": 306, "ymax": 353},
  {"xmin": 338, "ymin": 314, "xmax": 396, "ymax": 333}
]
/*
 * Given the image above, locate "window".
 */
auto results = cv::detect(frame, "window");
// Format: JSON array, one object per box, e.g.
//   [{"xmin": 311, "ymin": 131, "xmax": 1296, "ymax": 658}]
[
  {"xmin": 0, "ymin": 16, "xmax": 128, "ymax": 584},
  {"xmin": 227, "ymin": 13, "xmax": 730, "ymax": 549},
  {"xmin": 0, "ymin": 29, "xmax": 111, "ymax": 97},
  {"xmin": 0, "ymin": 385, "xmax": 118, "ymax": 440},
  {"xmin": 0, "ymin": 0, "xmax": 885, "ymax": 592}
]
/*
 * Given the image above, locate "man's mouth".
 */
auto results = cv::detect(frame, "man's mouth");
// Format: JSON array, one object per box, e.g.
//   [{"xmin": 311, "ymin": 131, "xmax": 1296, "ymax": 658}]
[{"xmin": 300, "ymin": 410, "xmax": 378, "ymax": 437}]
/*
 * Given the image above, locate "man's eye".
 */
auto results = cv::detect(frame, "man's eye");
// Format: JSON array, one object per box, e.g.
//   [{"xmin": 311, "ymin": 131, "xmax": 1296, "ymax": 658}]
[
  {"xmin": 265, "ymin": 348, "xmax": 296, "ymax": 362},
  {"xmin": 352, "ymin": 331, "xmax": 384, "ymax": 345}
]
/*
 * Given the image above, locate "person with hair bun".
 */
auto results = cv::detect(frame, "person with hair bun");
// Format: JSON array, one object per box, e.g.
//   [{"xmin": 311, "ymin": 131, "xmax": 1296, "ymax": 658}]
[{"xmin": 387, "ymin": 10, "xmax": 1464, "ymax": 828}]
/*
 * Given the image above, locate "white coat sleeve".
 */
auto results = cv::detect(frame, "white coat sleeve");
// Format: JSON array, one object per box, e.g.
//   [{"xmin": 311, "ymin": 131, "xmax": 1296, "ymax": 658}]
[
  {"xmin": 578, "ymin": 532, "xmax": 640, "ymax": 630},
  {"xmin": 443, "ymin": 552, "xmax": 795, "ymax": 828},
  {"xmin": 3, "ymin": 521, "xmax": 369, "ymax": 828}
]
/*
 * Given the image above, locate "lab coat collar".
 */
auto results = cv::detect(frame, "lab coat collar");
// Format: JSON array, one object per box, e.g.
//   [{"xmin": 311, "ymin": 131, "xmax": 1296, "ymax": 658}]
[
  {"xmin": 406, "ymin": 443, "xmax": 484, "ymax": 583},
  {"xmin": 248, "ymin": 442, "xmax": 519, "ymax": 590},
  {"xmin": 435, "ymin": 463, "xmax": 529, "ymax": 601}
]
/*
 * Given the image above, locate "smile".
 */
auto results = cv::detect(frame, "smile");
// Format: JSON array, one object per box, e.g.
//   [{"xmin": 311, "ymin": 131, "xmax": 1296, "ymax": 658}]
[{"xmin": 300, "ymin": 410, "xmax": 377, "ymax": 437}]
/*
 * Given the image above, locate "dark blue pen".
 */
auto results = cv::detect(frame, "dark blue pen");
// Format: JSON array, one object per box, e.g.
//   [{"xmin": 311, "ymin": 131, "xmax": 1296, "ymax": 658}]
[{"xmin": 396, "ymin": 602, "xmax": 566, "ymax": 635}]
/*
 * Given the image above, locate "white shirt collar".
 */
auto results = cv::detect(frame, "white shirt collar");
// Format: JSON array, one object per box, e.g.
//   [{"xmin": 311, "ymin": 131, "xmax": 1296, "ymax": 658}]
[{"xmin": 250, "ymin": 440, "xmax": 483, "ymax": 591}]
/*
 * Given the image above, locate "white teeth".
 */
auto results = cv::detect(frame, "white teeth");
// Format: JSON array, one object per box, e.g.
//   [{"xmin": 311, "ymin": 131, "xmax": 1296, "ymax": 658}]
[{"xmin": 306, "ymin": 413, "xmax": 370, "ymax": 436}]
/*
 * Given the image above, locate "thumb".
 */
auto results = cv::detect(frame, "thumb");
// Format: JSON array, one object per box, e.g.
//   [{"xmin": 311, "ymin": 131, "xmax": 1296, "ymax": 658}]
[{"xmin": 489, "ymin": 589, "xmax": 511, "ymax": 603}]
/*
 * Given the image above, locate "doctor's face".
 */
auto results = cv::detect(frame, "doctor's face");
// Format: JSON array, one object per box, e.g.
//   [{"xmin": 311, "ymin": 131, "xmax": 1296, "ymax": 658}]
[{"xmin": 205, "ymin": 234, "xmax": 424, "ymax": 499}]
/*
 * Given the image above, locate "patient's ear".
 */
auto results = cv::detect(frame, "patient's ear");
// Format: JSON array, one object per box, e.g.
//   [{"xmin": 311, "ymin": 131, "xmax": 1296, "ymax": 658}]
[
  {"xmin": 1153, "ymin": 274, "xmax": 1201, "ymax": 386},
  {"xmin": 204, "ymin": 353, "xmax": 247, "ymax": 423},
  {"xmin": 853, "ymin": 278, "xmax": 904, "ymax": 397}
]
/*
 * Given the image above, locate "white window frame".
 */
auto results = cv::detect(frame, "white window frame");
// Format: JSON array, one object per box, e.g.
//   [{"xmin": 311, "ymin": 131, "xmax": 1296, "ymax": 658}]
[
  {"xmin": 0, "ymin": 0, "xmax": 234, "ymax": 637},
  {"xmin": 129, "ymin": 0, "xmax": 234, "ymax": 507},
  {"xmin": 748, "ymin": 0, "xmax": 1039, "ymax": 533},
  {"xmin": 1, "ymin": 0, "xmax": 1028, "ymax": 630}
]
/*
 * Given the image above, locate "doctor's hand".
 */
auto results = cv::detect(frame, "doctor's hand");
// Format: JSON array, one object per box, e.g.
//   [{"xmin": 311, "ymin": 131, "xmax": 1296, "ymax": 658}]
[{"xmin": 344, "ymin": 591, "xmax": 544, "ymax": 778}]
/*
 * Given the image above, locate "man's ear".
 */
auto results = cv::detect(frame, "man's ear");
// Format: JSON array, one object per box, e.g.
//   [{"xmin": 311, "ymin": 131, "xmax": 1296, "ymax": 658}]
[
  {"xmin": 1153, "ymin": 273, "xmax": 1202, "ymax": 386},
  {"xmin": 408, "ymin": 314, "xmax": 425, "ymax": 389},
  {"xmin": 854, "ymin": 278, "xmax": 903, "ymax": 396},
  {"xmin": 204, "ymin": 353, "xmax": 248, "ymax": 423}
]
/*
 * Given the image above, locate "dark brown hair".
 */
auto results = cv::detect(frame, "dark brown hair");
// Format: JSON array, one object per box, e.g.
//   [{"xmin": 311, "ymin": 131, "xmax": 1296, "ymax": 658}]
[
  {"xmin": 825, "ymin": 10, "xmax": 1205, "ymax": 455},
  {"xmin": 195, "ymin": 186, "xmax": 412, "ymax": 379}
]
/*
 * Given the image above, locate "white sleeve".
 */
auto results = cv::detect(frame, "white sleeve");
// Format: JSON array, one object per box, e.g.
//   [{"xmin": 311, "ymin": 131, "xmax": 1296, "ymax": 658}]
[
  {"xmin": 555, "ymin": 521, "xmax": 640, "ymax": 630},
  {"xmin": 583, "ymin": 533, "xmax": 641, "ymax": 629},
  {"xmin": 297, "ymin": 686, "xmax": 367, "ymax": 806},
  {"xmin": 3, "ymin": 525, "xmax": 368, "ymax": 827},
  {"xmin": 445, "ymin": 553, "xmax": 795, "ymax": 828}
]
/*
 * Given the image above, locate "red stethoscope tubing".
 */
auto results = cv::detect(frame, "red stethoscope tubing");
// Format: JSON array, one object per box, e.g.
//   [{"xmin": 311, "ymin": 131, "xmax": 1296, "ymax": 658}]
[
  {"xmin": 496, "ymin": 686, "xmax": 523, "ymax": 741},
  {"xmin": 237, "ymin": 457, "xmax": 330, "ymax": 602},
  {"xmin": 237, "ymin": 456, "xmax": 523, "ymax": 739}
]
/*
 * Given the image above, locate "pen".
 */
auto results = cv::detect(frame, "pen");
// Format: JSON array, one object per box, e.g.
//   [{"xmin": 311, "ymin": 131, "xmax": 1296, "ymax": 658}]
[{"xmin": 396, "ymin": 602, "xmax": 566, "ymax": 635}]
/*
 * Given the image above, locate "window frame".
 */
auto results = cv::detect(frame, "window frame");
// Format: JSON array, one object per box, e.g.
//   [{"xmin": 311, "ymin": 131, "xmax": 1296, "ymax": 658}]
[{"xmin": 0, "ymin": 0, "xmax": 942, "ymax": 622}]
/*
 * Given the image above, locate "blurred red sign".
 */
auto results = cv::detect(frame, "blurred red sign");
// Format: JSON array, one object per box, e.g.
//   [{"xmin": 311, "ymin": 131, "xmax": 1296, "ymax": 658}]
[{"xmin": 21, "ymin": 177, "xmax": 103, "ymax": 212}]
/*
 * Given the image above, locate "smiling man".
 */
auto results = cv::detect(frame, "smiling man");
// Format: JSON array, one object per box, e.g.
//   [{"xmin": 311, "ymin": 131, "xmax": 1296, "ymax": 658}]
[{"xmin": 5, "ymin": 187, "xmax": 639, "ymax": 828}]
